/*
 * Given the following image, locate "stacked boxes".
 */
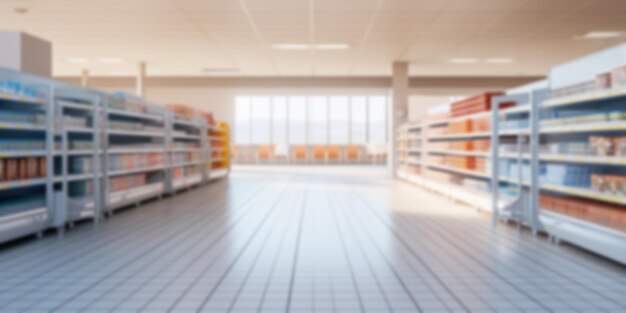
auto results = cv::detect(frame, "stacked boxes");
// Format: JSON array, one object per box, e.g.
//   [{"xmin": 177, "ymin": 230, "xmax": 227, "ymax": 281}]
[
  {"xmin": 540, "ymin": 194, "xmax": 626, "ymax": 233},
  {"xmin": 109, "ymin": 174, "xmax": 147, "ymax": 193},
  {"xmin": 541, "ymin": 164, "xmax": 592, "ymax": 188},
  {"xmin": 450, "ymin": 92, "xmax": 509, "ymax": 118},
  {"xmin": 166, "ymin": 104, "xmax": 196, "ymax": 119}
]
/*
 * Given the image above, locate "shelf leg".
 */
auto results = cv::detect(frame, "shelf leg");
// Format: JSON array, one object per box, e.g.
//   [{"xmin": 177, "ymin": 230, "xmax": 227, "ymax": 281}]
[{"xmin": 36, "ymin": 231, "xmax": 43, "ymax": 239}]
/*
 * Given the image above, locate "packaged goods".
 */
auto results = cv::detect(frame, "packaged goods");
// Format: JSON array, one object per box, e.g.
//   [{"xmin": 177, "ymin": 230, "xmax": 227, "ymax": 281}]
[
  {"xmin": 0, "ymin": 159, "xmax": 4, "ymax": 181},
  {"xmin": 541, "ymin": 194, "xmax": 626, "ymax": 233},
  {"xmin": 616, "ymin": 137, "xmax": 626, "ymax": 156},
  {"xmin": 39, "ymin": 158, "xmax": 46, "ymax": 177},
  {"xmin": 595, "ymin": 72, "xmax": 612, "ymax": 90},
  {"xmin": 589, "ymin": 136, "xmax": 615, "ymax": 156},
  {"xmin": 166, "ymin": 104, "xmax": 196, "ymax": 119},
  {"xmin": 611, "ymin": 66, "xmax": 626, "ymax": 88}
]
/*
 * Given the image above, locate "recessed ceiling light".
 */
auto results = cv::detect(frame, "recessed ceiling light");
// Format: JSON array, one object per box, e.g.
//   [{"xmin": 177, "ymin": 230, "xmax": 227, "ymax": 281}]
[
  {"xmin": 201, "ymin": 68, "xmax": 241, "ymax": 74},
  {"xmin": 581, "ymin": 31, "xmax": 623, "ymax": 39},
  {"xmin": 65, "ymin": 57, "xmax": 90, "ymax": 64},
  {"xmin": 99, "ymin": 58, "xmax": 124, "ymax": 64},
  {"xmin": 448, "ymin": 58, "xmax": 478, "ymax": 64},
  {"xmin": 14, "ymin": 7, "xmax": 28, "ymax": 14},
  {"xmin": 484, "ymin": 58, "xmax": 514, "ymax": 64},
  {"xmin": 315, "ymin": 44, "xmax": 349, "ymax": 50},
  {"xmin": 272, "ymin": 44, "xmax": 310, "ymax": 50}
]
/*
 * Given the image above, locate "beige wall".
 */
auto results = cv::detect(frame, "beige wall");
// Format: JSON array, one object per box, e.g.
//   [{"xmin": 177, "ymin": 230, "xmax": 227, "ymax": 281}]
[{"xmin": 59, "ymin": 75, "xmax": 541, "ymax": 130}]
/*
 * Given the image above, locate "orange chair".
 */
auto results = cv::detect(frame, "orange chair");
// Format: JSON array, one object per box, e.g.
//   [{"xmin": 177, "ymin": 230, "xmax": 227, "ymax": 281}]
[
  {"xmin": 293, "ymin": 145, "xmax": 308, "ymax": 163},
  {"xmin": 346, "ymin": 145, "xmax": 361, "ymax": 163},
  {"xmin": 257, "ymin": 145, "xmax": 274, "ymax": 162},
  {"xmin": 312, "ymin": 146, "xmax": 327, "ymax": 163},
  {"xmin": 327, "ymin": 145, "xmax": 341, "ymax": 163}
]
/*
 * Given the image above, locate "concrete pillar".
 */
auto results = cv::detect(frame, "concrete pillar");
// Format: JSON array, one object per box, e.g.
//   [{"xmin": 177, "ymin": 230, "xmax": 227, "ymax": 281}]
[
  {"xmin": 136, "ymin": 62, "xmax": 146, "ymax": 97},
  {"xmin": 80, "ymin": 69, "xmax": 89, "ymax": 88},
  {"xmin": 390, "ymin": 61, "xmax": 409, "ymax": 176}
]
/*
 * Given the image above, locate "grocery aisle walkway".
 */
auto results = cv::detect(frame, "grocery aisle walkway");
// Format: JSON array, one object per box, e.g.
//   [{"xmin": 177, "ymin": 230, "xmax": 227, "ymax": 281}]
[{"xmin": 0, "ymin": 166, "xmax": 624, "ymax": 313}]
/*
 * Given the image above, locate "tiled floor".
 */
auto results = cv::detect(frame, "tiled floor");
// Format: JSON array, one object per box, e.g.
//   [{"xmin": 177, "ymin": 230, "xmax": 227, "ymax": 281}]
[{"xmin": 0, "ymin": 166, "xmax": 625, "ymax": 313}]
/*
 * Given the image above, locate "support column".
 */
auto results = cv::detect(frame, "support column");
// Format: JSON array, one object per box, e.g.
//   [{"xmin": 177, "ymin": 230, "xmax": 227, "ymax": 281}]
[
  {"xmin": 136, "ymin": 61, "xmax": 146, "ymax": 97},
  {"xmin": 80, "ymin": 69, "xmax": 89, "ymax": 88},
  {"xmin": 390, "ymin": 61, "xmax": 409, "ymax": 176}
]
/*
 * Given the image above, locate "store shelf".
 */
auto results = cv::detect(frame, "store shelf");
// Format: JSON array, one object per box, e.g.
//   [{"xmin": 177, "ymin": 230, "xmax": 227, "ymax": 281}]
[
  {"xmin": 108, "ymin": 165, "xmax": 165, "ymax": 177},
  {"xmin": 429, "ymin": 150, "xmax": 489, "ymax": 157},
  {"xmin": 499, "ymin": 105, "xmax": 531, "ymax": 115},
  {"xmin": 209, "ymin": 168, "xmax": 229, "ymax": 180},
  {"xmin": 397, "ymin": 147, "xmax": 422, "ymax": 153},
  {"xmin": 543, "ymin": 87, "xmax": 626, "ymax": 109},
  {"xmin": 0, "ymin": 150, "xmax": 47, "ymax": 157},
  {"xmin": 108, "ymin": 183, "xmax": 164, "ymax": 210},
  {"xmin": 65, "ymin": 127, "xmax": 94, "ymax": 134},
  {"xmin": 429, "ymin": 132, "xmax": 491, "ymax": 141},
  {"xmin": 0, "ymin": 93, "xmax": 45, "ymax": 105},
  {"xmin": 173, "ymin": 134, "xmax": 201, "ymax": 140},
  {"xmin": 173, "ymin": 174, "xmax": 203, "ymax": 190},
  {"xmin": 173, "ymin": 160, "xmax": 203, "ymax": 168},
  {"xmin": 107, "ymin": 108, "xmax": 164, "ymax": 122},
  {"xmin": 0, "ymin": 122, "xmax": 46, "ymax": 132},
  {"xmin": 540, "ymin": 154, "xmax": 626, "ymax": 165},
  {"xmin": 59, "ymin": 100, "xmax": 95, "ymax": 112},
  {"xmin": 539, "ymin": 210, "xmax": 626, "ymax": 264},
  {"xmin": 498, "ymin": 129, "xmax": 530, "ymax": 136},
  {"xmin": 541, "ymin": 184, "xmax": 626, "ymax": 206},
  {"xmin": 397, "ymin": 170, "xmax": 491, "ymax": 212},
  {"xmin": 108, "ymin": 148, "xmax": 164, "ymax": 155},
  {"xmin": 0, "ymin": 178, "xmax": 47, "ymax": 191},
  {"xmin": 427, "ymin": 163, "xmax": 490, "ymax": 180},
  {"xmin": 108, "ymin": 129, "xmax": 165, "ymax": 137},
  {"xmin": 0, "ymin": 208, "xmax": 48, "ymax": 243},
  {"xmin": 541, "ymin": 121, "xmax": 626, "ymax": 134}
]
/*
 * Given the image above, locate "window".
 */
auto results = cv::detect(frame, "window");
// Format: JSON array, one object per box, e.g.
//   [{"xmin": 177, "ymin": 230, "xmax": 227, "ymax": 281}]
[
  {"xmin": 289, "ymin": 96, "xmax": 306, "ymax": 144},
  {"xmin": 368, "ymin": 96, "xmax": 387, "ymax": 144},
  {"xmin": 329, "ymin": 96, "xmax": 349, "ymax": 144},
  {"xmin": 308, "ymin": 96, "xmax": 328, "ymax": 144},
  {"xmin": 272, "ymin": 97, "xmax": 287, "ymax": 145},
  {"xmin": 235, "ymin": 97, "xmax": 251, "ymax": 144},
  {"xmin": 250, "ymin": 96, "xmax": 271, "ymax": 144},
  {"xmin": 235, "ymin": 94, "xmax": 389, "ymax": 146},
  {"xmin": 351, "ymin": 96, "xmax": 367, "ymax": 144}
]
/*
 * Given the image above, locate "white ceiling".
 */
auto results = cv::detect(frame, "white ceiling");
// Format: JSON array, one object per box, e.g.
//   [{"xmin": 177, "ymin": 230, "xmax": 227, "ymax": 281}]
[{"xmin": 2, "ymin": 0, "xmax": 626, "ymax": 77}]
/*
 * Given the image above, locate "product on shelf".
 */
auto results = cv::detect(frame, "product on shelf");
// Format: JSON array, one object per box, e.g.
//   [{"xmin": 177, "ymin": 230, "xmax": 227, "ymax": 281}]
[
  {"xmin": 166, "ymin": 104, "xmax": 196, "ymax": 119},
  {"xmin": 63, "ymin": 115, "xmax": 89, "ymax": 128},
  {"xmin": 589, "ymin": 136, "xmax": 615, "ymax": 156},
  {"xmin": 0, "ymin": 80, "xmax": 43, "ymax": 102},
  {"xmin": 108, "ymin": 153, "xmax": 164, "ymax": 171},
  {"xmin": 0, "ymin": 138, "xmax": 46, "ymax": 151},
  {"xmin": 540, "ymin": 164, "xmax": 592, "ymax": 188},
  {"xmin": 449, "ymin": 92, "xmax": 511, "ymax": 118},
  {"xmin": 591, "ymin": 174, "xmax": 626, "ymax": 196},
  {"xmin": 0, "ymin": 110, "xmax": 46, "ymax": 126},
  {"xmin": 0, "ymin": 194, "xmax": 46, "ymax": 218},
  {"xmin": 70, "ymin": 156, "xmax": 93, "ymax": 175},
  {"xmin": 0, "ymin": 157, "xmax": 46, "ymax": 181},
  {"xmin": 540, "ymin": 194, "xmax": 626, "ymax": 233}
]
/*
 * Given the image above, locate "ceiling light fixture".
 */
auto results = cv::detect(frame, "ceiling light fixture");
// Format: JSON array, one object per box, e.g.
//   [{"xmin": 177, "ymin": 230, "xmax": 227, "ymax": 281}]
[
  {"xmin": 315, "ymin": 44, "xmax": 349, "ymax": 50},
  {"xmin": 581, "ymin": 31, "xmax": 623, "ymax": 39},
  {"xmin": 201, "ymin": 68, "xmax": 241, "ymax": 74},
  {"xmin": 484, "ymin": 58, "xmax": 514, "ymax": 64},
  {"xmin": 272, "ymin": 44, "xmax": 310, "ymax": 50},
  {"xmin": 65, "ymin": 57, "xmax": 90, "ymax": 64},
  {"xmin": 448, "ymin": 58, "xmax": 478, "ymax": 64},
  {"xmin": 99, "ymin": 58, "xmax": 124, "ymax": 64}
]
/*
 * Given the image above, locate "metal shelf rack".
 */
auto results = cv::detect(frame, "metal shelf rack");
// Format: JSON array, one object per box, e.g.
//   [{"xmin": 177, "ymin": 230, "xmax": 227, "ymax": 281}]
[
  {"xmin": 167, "ymin": 115, "xmax": 207, "ymax": 193},
  {"xmin": 0, "ymin": 67, "xmax": 53, "ymax": 243}
]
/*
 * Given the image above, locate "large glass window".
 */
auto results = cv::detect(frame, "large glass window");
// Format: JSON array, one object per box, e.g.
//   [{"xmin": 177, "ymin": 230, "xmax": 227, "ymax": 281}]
[
  {"xmin": 351, "ymin": 96, "xmax": 367, "ymax": 144},
  {"xmin": 368, "ymin": 96, "xmax": 387, "ymax": 144},
  {"xmin": 272, "ymin": 97, "xmax": 287, "ymax": 145},
  {"xmin": 250, "ymin": 96, "xmax": 271, "ymax": 144},
  {"xmin": 235, "ymin": 94, "xmax": 388, "ymax": 146},
  {"xmin": 308, "ymin": 96, "xmax": 328, "ymax": 145},
  {"xmin": 235, "ymin": 96, "xmax": 251, "ymax": 144},
  {"xmin": 289, "ymin": 96, "xmax": 307, "ymax": 144},
  {"xmin": 329, "ymin": 96, "xmax": 349, "ymax": 144}
]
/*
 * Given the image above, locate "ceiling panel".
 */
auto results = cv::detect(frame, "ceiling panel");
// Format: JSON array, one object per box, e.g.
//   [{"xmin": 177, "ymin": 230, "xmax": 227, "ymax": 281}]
[{"xmin": 1, "ymin": 0, "xmax": 625, "ymax": 77}]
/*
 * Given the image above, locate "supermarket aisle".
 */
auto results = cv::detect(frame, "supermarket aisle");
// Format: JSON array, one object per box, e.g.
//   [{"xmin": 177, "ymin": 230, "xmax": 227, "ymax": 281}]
[{"xmin": 0, "ymin": 166, "xmax": 625, "ymax": 313}]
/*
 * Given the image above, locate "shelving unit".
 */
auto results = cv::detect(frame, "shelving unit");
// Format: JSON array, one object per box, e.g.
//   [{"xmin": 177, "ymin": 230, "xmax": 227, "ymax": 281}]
[
  {"xmin": 396, "ymin": 95, "xmax": 497, "ymax": 212},
  {"xmin": 490, "ymin": 81, "xmax": 548, "ymax": 229},
  {"xmin": 0, "ymin": 68, "xmax": 53, "ymax": 243},
  {"xmin": 167, "ymin": 110, "xmax": 207, "ymax": 193},
  {"xmin": 396, "ymin": 123, "xmax": 422, "ymax": 176},
  {"xmin": 0, "ymin": 67, "xmax": 230, "ymax": 245},
  {"xmin": 52, "ymin": 85, "xmax": 102, "ymax": 227},
  {"xmin": 102, "ymin": 94, "xmax": 168, "ymax": 213},
  {"xmin": 208, "ymin": 121, "xmax": 231, "ymax": 180}
]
